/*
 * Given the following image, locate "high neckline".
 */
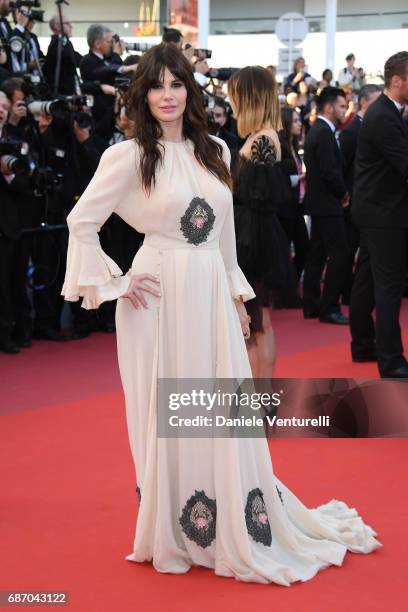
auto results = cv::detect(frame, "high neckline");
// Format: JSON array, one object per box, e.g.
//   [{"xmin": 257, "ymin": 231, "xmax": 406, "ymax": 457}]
[{"xmin": 159, "ymin": 138, "xmax": 187, "ymax": 144}]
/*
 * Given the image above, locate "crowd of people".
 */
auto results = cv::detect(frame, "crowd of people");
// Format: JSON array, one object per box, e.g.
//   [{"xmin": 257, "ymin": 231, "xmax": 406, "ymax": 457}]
[{"xmin": 1, "ymin": 1, "xmax": 408, "ymax": 378}]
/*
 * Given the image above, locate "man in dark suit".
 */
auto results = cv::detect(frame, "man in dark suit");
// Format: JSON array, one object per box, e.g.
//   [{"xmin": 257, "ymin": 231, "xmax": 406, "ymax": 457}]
[
  {"xmin": 303, "ymin": 86, "xmax": 350, "ymax": 324},
  {"xmin": 43, "ymin": 14, "xmax": 82, "ymax": 95},
  {"xmin": 339, "ymin": 84, "xmax": 382, "ymax": 304},
  {"xmin": 79, "ymin": 24, "xmax": 136, "ymax": 123},
  {"xmin": 351, "ymin": 51, "xmax": 408, "ymax": 378}
]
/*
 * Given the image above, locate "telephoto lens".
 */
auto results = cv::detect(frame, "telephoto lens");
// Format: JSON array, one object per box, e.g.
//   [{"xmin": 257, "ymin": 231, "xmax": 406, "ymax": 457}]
[{"xmin": 2, "ymin": 154, "xmax": 29, "ymax": 174}]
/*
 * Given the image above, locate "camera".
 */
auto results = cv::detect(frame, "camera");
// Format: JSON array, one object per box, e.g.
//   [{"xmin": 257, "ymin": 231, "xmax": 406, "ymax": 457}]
[
  {"xmin": 194, "ymin": 48, "xmax": 212, "ymax": 59},
  {"xmin": 125, "ymin": 42, "xmax": 153, "ymax": 53},
  {"xmin": 208, "ymin": 67, "xmax": 239, "ymax": 81},
  {"xmin": 111, "ymin": 34, "xmax": 153, "ymax": 54},
  {"xmin": 184, "ymin": 45, "xmax": 212, "ymax": 60},
  {"xmin": 114, "ymin": 76, "xmax": 131, "ymax": 94},
  {"xmin": 10, "ymin": 0, "xmax": 41, "ymax": 9},
  {"xmin": 0, "ymin": 138, "xmax": 30, "ymax": 174},
  {"xmin": 29, "ymin": 9, "xmax": 44, "ymax": 22},
  {"xmin": 27, "ymin": 95, "xmax": 94, "ymax": 119}
]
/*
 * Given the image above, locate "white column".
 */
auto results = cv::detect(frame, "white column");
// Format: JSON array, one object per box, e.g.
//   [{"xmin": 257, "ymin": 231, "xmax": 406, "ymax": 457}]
[
  {"xmin": 325, "ymin": 0, "xmax": 337, "ymax": 71},
  {"xmin": 198, "ymin": 0, "xmax": 210, "ymax": 49}
]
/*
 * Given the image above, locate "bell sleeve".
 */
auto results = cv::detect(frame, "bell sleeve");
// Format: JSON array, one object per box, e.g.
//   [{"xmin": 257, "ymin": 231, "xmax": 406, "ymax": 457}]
[
  {"xmin": 214, "ymin": 136, "xmax": 256, "ymax": 302},
  {"xmin": 61, "ymin": 140, "xmax": 138, "ymax": 310}
]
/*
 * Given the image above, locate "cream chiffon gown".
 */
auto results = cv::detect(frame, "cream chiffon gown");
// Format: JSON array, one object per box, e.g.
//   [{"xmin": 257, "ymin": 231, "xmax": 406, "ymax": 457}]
[{"xmin": 61, "ymin": 136, "xmax": 381, "ymax": 586}]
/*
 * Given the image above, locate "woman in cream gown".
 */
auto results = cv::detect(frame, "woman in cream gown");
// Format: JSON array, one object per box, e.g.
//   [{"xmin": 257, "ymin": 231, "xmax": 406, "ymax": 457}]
[{"xmin": 61, "ymin": 45, "xmax": 381, "ymax": 586}]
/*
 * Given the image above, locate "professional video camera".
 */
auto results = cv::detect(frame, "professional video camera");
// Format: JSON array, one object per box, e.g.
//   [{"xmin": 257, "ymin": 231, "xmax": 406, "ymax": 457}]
[{"xmin": 0, "ymin": 138, "xmax": 30, "ymax": 174}]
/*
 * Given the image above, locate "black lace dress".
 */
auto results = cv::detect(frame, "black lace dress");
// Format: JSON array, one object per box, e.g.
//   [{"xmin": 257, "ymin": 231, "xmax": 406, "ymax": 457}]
[{"xmin": 232, "ymin": 135, "xmax": 298, "ymax": 333}]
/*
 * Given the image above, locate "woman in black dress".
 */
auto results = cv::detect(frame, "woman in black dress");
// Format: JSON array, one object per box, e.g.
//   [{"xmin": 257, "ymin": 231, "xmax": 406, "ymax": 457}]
[{"xmin": 228, "ymin": 67, "xmax": 296, "ymax": 376}]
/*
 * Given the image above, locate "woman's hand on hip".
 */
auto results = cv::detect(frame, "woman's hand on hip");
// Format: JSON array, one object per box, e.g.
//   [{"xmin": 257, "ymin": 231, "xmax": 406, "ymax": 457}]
[{"xmin": 122, "ymin": 273, "xmax": 161, "ymax": 309}]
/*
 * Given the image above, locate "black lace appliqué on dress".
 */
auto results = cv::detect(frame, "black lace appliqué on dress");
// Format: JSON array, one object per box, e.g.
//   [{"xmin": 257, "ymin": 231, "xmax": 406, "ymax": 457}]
[
  {"xmin": 180, "ymin": 197, "xmax": 216, "ymax": 246},
  {"xmin": 250, "ymin": 134, "xmax": 277, "ymax": 165},
  {"xmin": 179, "ymin": 490, "xmax": 217, "ymax": 548},
  {"xmin": 245, "ymin": 488, "xmax": 272, "ymax": 546},
  {"xmin": 276, "ymin": 485, "xmax": 284, "ymax": 505},
  {"xmin": 136, "ymin": 485, "xmax": 141, "ymax": 503}
]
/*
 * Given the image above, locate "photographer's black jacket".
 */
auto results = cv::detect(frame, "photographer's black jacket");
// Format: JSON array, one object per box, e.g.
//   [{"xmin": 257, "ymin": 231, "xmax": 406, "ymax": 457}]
[
  {"xmin": 79, "ymin": 51, "xmax": 123, "ymax": 85},
  {"xmin": 79, "ymin": 51, "xmax": 123, "ymax": 122},
  {"xmin": 0, "ymin": 171, "xmax": 32, "ymax": 239},
  {"xmin": 43, "ymin": 34, "xmax": 82, "ymax": 95}
]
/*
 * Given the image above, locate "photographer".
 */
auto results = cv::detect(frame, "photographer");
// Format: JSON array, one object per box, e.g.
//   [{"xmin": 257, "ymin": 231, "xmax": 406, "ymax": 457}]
[
  {"xmin": 0, "ymin": 90, "xmax": 33, "ymax": 353},
  {"xmin": 193, "ymin": 57, "xmax": 209, "ymax": 87},
  {"xmin": 80, "ymin": 24, "xmax": 125, "ymax": 81},
  {"xmin": 285, "ymin": 57, "xmax": 312, "ymax": 94},
  {"xmin": 79, "ymin": 24, "xmax": 137, "ymax": 123},
  {"xmin": 43, "ymin": 14, "xmax": 82, "ymax": 95},
  {"xmin": 210, "ymin": 97, "xmax": 237, "ymax": 151},
  {"xmin": 5, "ymin": 1, "xmax": 39, "ymax": 73},
  {"xmin": 338, "ymin": 54, "xmax": 366, "ymax": 91},
  {"xmin": 0, "ymin": 0, "xmax": 30, "ymax": 72},
  {"xmin": 31, "ymin": 97, "xmax": 109, "ymax": 340},
  {"xmin": 1, "ymin": 76, "xmax": 29, "ymax": 144},
  {"xmin": 24, "ymin": 12, "xmax": 45, "ymax": 76},
  {"xmin": 0, "ymin": 41, "xmax": 11, "ymax": 83}
]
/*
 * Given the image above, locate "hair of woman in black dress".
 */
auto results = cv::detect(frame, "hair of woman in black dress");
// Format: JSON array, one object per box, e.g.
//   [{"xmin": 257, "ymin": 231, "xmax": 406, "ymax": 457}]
[
  {"xmin": 124, "ymin": 43, "xmax": 231, "ymax": 193},
  {"xmin": 227, "ymin": 66, "xmax": 282, "ymax": 138}
]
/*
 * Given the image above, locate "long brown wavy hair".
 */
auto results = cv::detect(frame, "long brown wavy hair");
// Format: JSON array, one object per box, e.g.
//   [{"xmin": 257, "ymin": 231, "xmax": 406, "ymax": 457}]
[{"xmin": 124, "ymin": 43, "xmax": 231, "ymax": 193}]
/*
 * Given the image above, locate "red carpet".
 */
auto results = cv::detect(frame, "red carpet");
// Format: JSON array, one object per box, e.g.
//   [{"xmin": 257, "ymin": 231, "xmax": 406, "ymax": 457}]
[{"xmin": 1, "ymin": 304, "xmax": 407, "ymax": 611}]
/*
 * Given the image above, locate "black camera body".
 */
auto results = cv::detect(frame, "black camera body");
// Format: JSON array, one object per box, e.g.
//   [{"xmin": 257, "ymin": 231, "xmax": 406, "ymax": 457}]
[
  {"xmin": 29, "ymin": 9, "xmax": 44, "ymax": 22},
  {"xmin": 10, "ymin": 0, "xmax": 41, "ymax": 9},
  {"xmin": 0, "ymin": 138, "xmax": 30, "ymax": 174},
  {"xmin": 114, "ymin": 76, "xmax": 131, "ymax": 94}
]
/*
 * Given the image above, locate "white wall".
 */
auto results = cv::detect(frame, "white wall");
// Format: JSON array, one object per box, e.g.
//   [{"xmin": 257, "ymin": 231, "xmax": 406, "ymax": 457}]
[
  {"xmin": 210, "ymin": 0, "xmax": 304, "ymax": 19},
  {"xmin": 305, "ymin": 0, "xmax": 408, "ymax": 14},
  {"xmin": 39, "ymin": 0, "xmax": 144, "ymax": 21}
]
